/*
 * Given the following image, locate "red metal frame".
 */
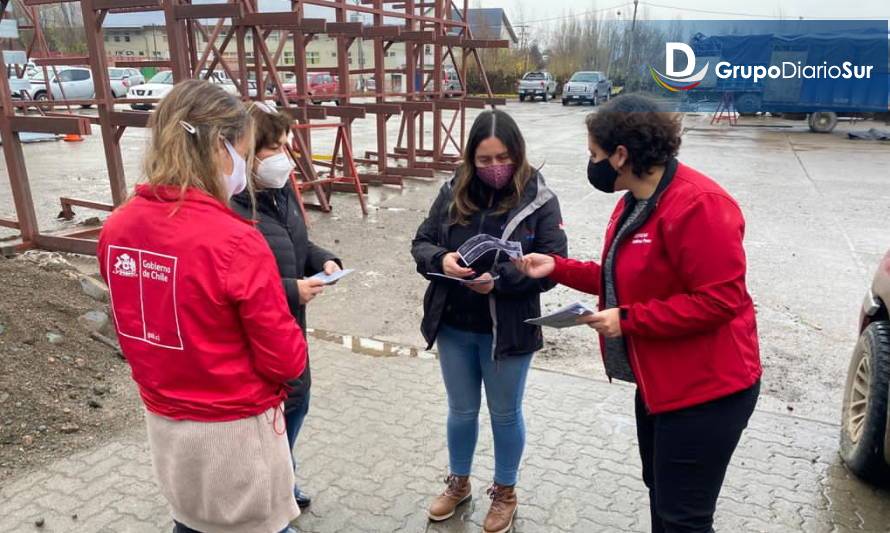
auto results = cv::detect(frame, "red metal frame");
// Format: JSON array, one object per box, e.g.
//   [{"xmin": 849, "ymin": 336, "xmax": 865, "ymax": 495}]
[{"xmin": 0, "ymin": 0, "xmax": 506, "ymax": 255}]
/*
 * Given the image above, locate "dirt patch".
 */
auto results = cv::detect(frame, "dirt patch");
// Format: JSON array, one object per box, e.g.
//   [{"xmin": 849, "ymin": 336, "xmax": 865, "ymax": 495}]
[{"xmin": 0, "ymin": 254, "xmax": 140, "ymax": 483}]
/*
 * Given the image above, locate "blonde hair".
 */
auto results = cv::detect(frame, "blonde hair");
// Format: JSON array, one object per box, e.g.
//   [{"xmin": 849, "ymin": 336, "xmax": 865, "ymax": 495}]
[{"xmin": 143, "ymin": 79, "xmax": 252, "ymax": 204}]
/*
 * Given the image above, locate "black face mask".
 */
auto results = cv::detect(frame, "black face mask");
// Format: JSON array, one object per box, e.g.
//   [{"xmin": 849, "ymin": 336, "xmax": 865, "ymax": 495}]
[{"xmin": 587, "ymin": 157, "xmax": 619, "ymax": 193}]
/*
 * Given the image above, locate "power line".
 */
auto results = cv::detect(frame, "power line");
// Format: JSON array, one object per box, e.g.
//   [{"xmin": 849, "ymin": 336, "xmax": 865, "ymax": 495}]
[
  {"xmin": 511, "ymin": 2, "xmax": 633, "ymax": 27},
  {"xmin": 640, "ymin": 1, "xmax": 890, "ymax": 20}
]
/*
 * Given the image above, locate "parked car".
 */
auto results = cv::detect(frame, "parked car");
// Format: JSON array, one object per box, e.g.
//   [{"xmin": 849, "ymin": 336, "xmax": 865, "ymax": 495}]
[
  {"xmin": 840, "ymin": 249, "xmax": 890, "ymax": 485},
  {"xmin": 29, "ymin": 66, "xmax": 95, "ymax": 106},
  {"xmin": 281, "ymin": 73, "xmax": 339, "ymax": 104},
  {"xmin": 518, "ymin": 71, "xmax": 557, "ymax": 102},
  {"xmin": 126, "ymin": 70, "xmax": 174, "ymax": 110},
  {"xmin": 442, "ymin": 68, "xmax": 461, "ymax": 94},
  {"xmin": 562, "ymin": 70, "xmax": 612, "ymax": 106},
  {"xmin": 108, "ymin": 67, "xmax": 145, "ymax": 98},
  {"xmin": 6, "ymin": 72, "xmax": 32, "ymax": 99},
  {"xmin": 127, "ymin": 70, "xmax": 236, "ymax": 110}
]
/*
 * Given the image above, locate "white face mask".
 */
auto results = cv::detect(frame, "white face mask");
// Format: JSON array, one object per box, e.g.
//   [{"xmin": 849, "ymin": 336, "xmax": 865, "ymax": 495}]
[
  {"xmin": 255, "ymin": 152, "xmax": 296, "ymax": 189},
  {"xmin": 223, "ymin": 139, "xmax": 247, "ymax": 197}
]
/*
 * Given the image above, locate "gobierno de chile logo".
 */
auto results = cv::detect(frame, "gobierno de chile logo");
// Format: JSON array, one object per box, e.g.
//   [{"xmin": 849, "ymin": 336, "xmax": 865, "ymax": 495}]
[{"xmin": 649, "ymin": 42, "xmax": 876, "ymax": 93}]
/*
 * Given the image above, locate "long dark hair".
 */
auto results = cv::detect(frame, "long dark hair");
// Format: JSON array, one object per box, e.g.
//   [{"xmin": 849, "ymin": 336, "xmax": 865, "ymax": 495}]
[{"xmin": 450, "ymin": 109, "xmax": 532, "ymax": 225}]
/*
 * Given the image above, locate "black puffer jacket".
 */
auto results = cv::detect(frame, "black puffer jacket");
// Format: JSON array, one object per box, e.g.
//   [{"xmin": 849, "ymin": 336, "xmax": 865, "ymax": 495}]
[
  {"xmin": 411, "ymin": 170, "xmax": 568, "ymax": 359},
  {"xmin": 232, "ymin": 183, "xmax": 340, "ymax": 411}
]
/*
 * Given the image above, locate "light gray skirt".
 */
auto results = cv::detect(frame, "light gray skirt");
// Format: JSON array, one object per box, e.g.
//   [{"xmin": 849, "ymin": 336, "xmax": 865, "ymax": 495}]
[{"xmin": 145, "ymin": 405, "xmax": 299, "ymax": 533}]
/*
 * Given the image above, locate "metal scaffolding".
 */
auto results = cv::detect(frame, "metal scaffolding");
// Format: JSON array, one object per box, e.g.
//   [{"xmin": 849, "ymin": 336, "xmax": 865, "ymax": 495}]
[{"xmin": 0, "ymin": 0, "xmax": 506, "ymax": 255}]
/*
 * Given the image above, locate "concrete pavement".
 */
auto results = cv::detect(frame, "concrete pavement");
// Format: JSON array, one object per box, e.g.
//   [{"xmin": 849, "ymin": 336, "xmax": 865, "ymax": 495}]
[{"xmin": 2, "ymin": 338, "xmax": 889, "ymax": 532}]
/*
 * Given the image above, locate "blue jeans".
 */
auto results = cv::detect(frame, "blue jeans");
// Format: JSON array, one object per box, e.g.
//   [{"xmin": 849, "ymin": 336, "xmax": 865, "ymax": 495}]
[
  {"xmin": 285, "ymin": 390, "xmax": 310, "ymax": 490},
  {"xmin": 436, "ymin": 324, "xmax": 533, "ymax": 486}
]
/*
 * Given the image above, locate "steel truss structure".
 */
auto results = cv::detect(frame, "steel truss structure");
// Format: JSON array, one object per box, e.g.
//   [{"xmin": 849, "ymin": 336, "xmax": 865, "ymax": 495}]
[{"xmin": 0, "ymin": 0, "xmax": 506, "ymax": 254}]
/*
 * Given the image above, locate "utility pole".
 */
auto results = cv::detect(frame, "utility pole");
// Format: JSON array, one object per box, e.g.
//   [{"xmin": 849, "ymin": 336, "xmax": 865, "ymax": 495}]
[
  {"xmin": 516, "ymin": 24, "xmax": 529, "ymax": 73},
  {"xmin": 624, "ymin": 0, "xmax": 639, "ymax": 89}
]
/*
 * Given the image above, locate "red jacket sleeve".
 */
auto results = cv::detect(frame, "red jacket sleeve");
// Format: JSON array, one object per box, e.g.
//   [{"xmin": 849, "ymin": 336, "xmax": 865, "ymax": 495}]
[
  {"xmin": 621, "ymin": 193, "xmax": 748, "ymax": 338},
  {"xmin": 549, "ymin": 254, "xmax": 602, "ymax": 295},
  {"xmin": 226, "ymin": 230, "xmax": 307, "ymax": 384}
]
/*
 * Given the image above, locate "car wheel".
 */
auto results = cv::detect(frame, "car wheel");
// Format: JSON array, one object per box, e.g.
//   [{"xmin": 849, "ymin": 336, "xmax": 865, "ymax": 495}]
[
  {"xmin": 34, "ymin": 91, "xmax": 48, "ymax": 101},
  {"xmin": 735, "ymin": 93, "xmax": 762, "ymax": 116},
  {"xmin": 592, "ymin": 92, "xmax": 599, "ymax": 106},
  {"xmin": 562, "ymin": 99, "xmax": 567, "ymax": 106},
  {"xmin": 840, "ymin": 321, "xmax": 890, "ymax": 485},
  {"xmin": 542, "ymin": 91, "xmax": 549, "ymax": 102},
  {"xmin": 808, "ymin": 112, "xmax": 838, "ymax": 134},
  {"xmin": 519, "ymin": 94, "xmax": 525, "ymax": 102}
]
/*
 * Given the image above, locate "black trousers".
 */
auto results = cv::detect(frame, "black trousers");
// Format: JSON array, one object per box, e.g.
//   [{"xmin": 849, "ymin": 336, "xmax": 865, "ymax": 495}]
[{"xmin": 635, "ymin": 381, "xmax": 760, "ymax": 533}]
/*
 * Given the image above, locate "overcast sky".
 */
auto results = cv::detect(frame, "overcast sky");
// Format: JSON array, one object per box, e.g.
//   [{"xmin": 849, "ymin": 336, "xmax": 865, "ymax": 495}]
[{"xmin": 478, "ymin": 0, "xmax": 890, "ymax": 36}]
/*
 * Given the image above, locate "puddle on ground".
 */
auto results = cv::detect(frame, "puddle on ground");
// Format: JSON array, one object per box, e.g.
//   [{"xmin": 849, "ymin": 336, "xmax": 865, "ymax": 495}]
[{"xmin": 309, "ymin": 328, "xmax": 436, "ymax": 359}]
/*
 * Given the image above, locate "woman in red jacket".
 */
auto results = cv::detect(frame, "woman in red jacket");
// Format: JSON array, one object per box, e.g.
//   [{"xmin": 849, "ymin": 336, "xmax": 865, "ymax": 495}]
[
  {"xmin": 516, "ymin": 93, "xmax": 762, "ymax": 533},
  {"xmin": 98, "ymin": 80, "xmax": 306, "ymax": 533}
]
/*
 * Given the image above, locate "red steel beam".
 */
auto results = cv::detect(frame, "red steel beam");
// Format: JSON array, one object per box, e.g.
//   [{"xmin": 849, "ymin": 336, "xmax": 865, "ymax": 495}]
[{"xmin": 8, "ymin": 116, "xmax": 92, "ymax": 135}]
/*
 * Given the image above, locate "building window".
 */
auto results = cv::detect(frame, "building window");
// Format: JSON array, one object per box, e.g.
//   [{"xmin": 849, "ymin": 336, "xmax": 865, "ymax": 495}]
[
  {"xmin": 425, "ymin": 45, "xmax": 432, "ymax": 56},
  {"xmin": 139, "ymin": 51, "xmax": 145, "ymax": 56},
  {"xmin": 347, "ymin": 52, "xmax": 353, "ymax": 64},
  {"xmin": 306, "ymin": 51, "xmax": 320, "ymax": 65},
  {"xmin": 284, "ymin": 51, "xmax": 294, "ymax": 65},
  {"xmin": 331, "ymin": 51, "xmax": 337, "ymax": 58},
  {"xmin": 114, "ymin": 35, "xmax": 120, "ymax": 42},
  {"xmin": 124, "ymin": 35, "xmax": 131, "ymax": 42}
]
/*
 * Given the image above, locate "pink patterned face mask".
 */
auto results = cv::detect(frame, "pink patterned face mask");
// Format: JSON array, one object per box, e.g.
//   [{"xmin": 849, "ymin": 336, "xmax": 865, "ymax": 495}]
[{"xmin": 476, "ymin": 163, "xmax": 515, "ymax": 190}]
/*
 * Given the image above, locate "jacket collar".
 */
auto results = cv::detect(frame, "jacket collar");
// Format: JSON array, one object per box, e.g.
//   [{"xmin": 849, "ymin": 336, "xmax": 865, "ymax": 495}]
[
  {"xmin": 231, "ymin": 182, "xmax": 291, "ymax": 214},
  {"xmin": 135, "ymin": 184, "xmax": 252, "ymax": 226},
  {"xmin": 617, "ymin": 157, "xmax": 678, "ymax": 213},
  {"xmin": 445, "ymin": 168, "xmax": 553, "ymax": 239}
]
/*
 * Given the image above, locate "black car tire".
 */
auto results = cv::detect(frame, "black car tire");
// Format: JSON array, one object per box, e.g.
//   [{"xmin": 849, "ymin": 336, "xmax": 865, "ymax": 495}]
[
  {"xmin": 519, "ymin": 94, "xmax": 525, "ymax": 102},
  {"xmin": 561, "ymin": 99, "xmax": 567, "ymax": 106},
  {"xmin": 840, "ymin": 321, "xmax": 890, "ymax": 485},
  {"xmin": 808, "ymin": 112, "xmax": 838, "ymax": 134},
  {"xmin": 735, "ymin": 93, "xmax": 761, "ymax": 116}
]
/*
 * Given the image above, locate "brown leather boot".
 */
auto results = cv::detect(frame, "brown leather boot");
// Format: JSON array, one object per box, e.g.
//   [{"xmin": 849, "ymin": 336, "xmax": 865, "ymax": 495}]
[
  {"xmin": 483, "ymin": 483, "xmax": 518, "ymax": 533},
  {"xmin": 428, "ymin": 474, "xmax": 472, "ymax": 522}
]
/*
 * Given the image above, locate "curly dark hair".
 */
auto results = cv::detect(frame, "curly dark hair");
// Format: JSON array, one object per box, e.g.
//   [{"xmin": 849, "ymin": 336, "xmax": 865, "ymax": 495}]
[{"xmin": 585, "ymin": 94, "xmax": 682, "ymax": 177}]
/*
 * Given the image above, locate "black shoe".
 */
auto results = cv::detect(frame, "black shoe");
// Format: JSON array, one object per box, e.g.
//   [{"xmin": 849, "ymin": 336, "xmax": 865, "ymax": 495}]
[{"xmin": 294, "ymin": 487, "xmax": 312, "ymax": 509}]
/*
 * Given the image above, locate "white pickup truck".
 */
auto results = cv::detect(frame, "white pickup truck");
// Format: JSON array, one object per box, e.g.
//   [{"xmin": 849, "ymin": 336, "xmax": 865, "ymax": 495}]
[{"xmin": 518, "ymin": 71, "xmax": 557, "ymax": 102}]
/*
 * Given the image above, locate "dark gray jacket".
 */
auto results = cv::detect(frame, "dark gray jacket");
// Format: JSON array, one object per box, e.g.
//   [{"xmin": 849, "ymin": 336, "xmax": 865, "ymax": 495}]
[
  {"xmin": 411, "ymin": 171, "xmax": 568, "ymax": 359},
  {"xmin": 231, "ymin": 183, "xmax": 339, "ymax": 411}
]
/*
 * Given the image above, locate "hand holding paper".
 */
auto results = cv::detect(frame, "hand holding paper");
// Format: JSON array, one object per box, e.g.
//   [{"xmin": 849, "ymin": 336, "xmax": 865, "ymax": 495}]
[
  {"xmin": 442, "ymin": 252, "xmax": 475, "ymax": 278},
  {"xmin": 310, "ymin": 268, "xmax": 354, "ymax": 285},
  {"xmin": 427, "ymin": 272, "xmax": 501, "ymax": 285}
]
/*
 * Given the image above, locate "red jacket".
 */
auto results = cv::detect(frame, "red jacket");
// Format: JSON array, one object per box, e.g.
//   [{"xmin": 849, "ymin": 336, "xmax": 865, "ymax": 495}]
[
  {"xmin": 98, "ymin": 185, "xmax": 307, "ymax": 422},
  {"xmin": 550, "ymin": 161, "xmax": 761, "ymax": 414}
]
